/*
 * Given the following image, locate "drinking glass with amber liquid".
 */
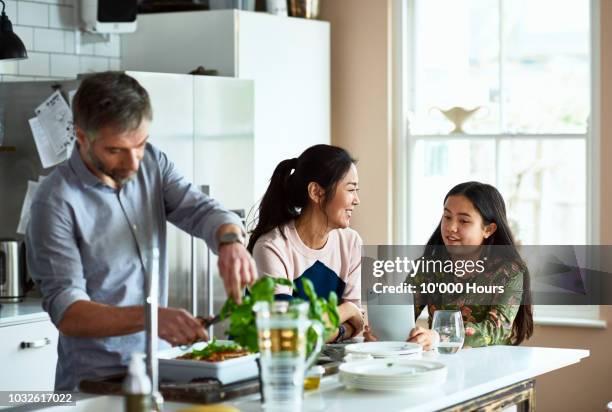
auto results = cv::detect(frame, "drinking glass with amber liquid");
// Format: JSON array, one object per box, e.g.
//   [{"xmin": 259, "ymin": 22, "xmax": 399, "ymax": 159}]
[{"xmin": 254, "ymin": 301, "xmax": 323, "ymax": 411}]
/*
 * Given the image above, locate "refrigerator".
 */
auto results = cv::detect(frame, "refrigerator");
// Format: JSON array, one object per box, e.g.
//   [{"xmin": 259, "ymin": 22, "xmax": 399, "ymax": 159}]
[{"xmin": 0, "ymin": 72, "xmax": 255, "ymax": 337}]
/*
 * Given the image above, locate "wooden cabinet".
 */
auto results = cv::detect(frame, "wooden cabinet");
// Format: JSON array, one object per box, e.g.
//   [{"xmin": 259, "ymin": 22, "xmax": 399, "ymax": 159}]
[{"xmin": 0, "ymin": 319, "xmax": 58, "ymax": 390}]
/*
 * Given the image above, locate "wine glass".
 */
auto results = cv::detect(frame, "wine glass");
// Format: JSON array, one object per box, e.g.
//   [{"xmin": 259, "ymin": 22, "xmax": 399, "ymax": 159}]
[{"xmin": 432, "ymin": 310, "xmax": 465, "ymax": 354}]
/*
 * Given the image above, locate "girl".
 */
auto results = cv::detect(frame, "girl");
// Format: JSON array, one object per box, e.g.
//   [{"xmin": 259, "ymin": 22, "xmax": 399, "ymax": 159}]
[
  {"xmin": 409, "ymin": 181, "xmax": 533, "ymax": 349},
  {"xmin": 249, "ymin": 144, "xmax": 364, "ymax": 342}
]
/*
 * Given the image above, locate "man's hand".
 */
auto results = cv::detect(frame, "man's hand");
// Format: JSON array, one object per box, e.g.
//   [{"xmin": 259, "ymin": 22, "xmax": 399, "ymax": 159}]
[
  {"xmin": 158, "ymin": 307, "xmax": 208, "ymax": 347},
  {"xmin": 57, "ymin": 301, "xmax": 209, "ymax": 344},
  {"xmin": 218, "ymin": 242, "xmax": 257, "ymax": 305}
]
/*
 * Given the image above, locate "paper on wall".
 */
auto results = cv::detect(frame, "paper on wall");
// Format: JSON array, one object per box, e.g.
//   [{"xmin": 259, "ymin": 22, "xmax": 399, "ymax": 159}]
[
  {"xmin": 35, "ymin": 90, "xmax": 76, "ymax": 156},
  {"xmin": 16, "ymin": 180, "xmax": 41, "ymax": 235},
  {"xmin": 29, "ymin": 117, "xmax": 67, "ymax": 168},
  {"xmin": 68, "ymin": 89, "xmax": 77, "ymax": 107}
]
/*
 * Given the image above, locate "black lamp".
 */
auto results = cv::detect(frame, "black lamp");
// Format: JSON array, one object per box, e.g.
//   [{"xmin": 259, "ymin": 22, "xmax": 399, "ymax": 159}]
[{"xmin": 0, "ymin": 0, "xmax": 27, "ymax": 61}]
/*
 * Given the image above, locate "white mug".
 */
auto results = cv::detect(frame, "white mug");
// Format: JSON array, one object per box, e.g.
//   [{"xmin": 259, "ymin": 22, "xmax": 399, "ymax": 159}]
[{"xmin": 267, "ymin": 0, "xmax": 288, "ymax": 16}]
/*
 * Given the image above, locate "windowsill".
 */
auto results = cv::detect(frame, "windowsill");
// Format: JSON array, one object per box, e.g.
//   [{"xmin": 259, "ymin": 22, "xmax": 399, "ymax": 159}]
[{"xmin": 534, "ymin": 316, "xmax": 607, "ymax": 329}]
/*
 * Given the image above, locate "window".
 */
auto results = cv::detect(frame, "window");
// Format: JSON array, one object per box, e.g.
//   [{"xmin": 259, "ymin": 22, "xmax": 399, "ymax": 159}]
[
  {"xmin": 401, "ymin": 0, "xmax": 600, "ymax": 323},
  {"xmin": 406, "ymin": 0, "xmax": 590, "ymax": 246}
]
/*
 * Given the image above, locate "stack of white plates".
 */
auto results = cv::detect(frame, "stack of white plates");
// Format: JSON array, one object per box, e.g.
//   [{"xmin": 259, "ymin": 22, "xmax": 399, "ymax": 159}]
[
  {"xmin": 344, "ymin": 342, "xmax": 423, "ymax": 359},
  {"xmin": 339, "ymin": 358, "xmax": 447, "ymax": 391}
]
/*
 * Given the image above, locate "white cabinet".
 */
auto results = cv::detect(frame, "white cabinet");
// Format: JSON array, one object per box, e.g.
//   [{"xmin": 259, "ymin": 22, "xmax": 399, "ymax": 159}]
[
  {"xmin": 0, "ymin": 319, "xmax": 58, "ymax": 390},
  {"xmin": 122, "ymin": 72, "xmax": 255, "ymax": 325},
  {"xmin": 121, "ymin": 10, "xmax": 330, "ymax": 199}
]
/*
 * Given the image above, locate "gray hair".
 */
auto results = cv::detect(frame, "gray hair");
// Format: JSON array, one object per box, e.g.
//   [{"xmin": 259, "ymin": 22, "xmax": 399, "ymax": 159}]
[{"xmin": 72, "ymin": 71, "xmax": 153, "ymax": 141}]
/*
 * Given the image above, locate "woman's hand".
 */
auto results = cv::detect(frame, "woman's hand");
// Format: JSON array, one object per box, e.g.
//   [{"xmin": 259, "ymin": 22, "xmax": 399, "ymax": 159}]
[
  {"xmin": 363, "ymin": 325, "xmax": 378, "ymax": 342},
  {"xmin": 337, "ymin": 302, "xmax": 365, "ymax": 337},
  {"xmin": 407, "ymin": 326, "xmax": 439, "ymax": 351}
]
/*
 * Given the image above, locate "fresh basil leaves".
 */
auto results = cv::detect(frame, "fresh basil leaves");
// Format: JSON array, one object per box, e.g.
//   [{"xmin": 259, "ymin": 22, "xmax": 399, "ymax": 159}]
[{"xmin": 219, "ymin": 277, "xmax": 340, "ymax": 354}]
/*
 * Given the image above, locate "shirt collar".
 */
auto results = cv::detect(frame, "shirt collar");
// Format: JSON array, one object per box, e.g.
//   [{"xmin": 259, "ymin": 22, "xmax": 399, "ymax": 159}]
[{"xmin": 68, "ymin": 144, "xmax": 107, "ymax": 189}]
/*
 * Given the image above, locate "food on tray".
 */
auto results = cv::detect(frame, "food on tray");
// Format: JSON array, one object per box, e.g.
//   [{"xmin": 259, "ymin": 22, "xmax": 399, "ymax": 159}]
[{"xmin": 176, "ymin": 339, "xmax": 250, "ymax": 362}]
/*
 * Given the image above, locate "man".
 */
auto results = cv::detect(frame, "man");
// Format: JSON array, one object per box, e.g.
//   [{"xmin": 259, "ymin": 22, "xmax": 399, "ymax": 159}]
[{"xmin": 26, "ymin": 72, "xmax": 257, "ymax": 391}]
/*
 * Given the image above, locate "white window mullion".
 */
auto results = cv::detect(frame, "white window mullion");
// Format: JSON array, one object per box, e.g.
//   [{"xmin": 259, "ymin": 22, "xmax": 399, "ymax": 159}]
[
  {"xmin": 498, "ymin": 0, "xmax": 505, "ymax": 133},
  {"xmin": 588, "ymin": 0, "xmax": 601, "ymax": 246}
]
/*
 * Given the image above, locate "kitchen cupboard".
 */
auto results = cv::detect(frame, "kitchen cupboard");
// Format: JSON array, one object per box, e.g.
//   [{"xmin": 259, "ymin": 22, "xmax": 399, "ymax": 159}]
[
  {"xmin": 0, "ymin": 319, "xmax": 58, "ymax": 390},
  {"xmin": 121, "ymin": 10, "xmax": 331, "ymax": 199}
]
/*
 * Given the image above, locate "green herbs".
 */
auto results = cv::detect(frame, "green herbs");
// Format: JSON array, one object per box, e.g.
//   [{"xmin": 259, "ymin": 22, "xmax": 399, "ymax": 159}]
[
  {"xmin": 218, "ymin": 276, "xmax": 283, "ymax": 353},
  {"xmin": 180, "ymin": 338, "xmax": 250, "ymax": 362},
  {"xmin": 187, "ymin": 338, "xmax": 241, "ymax": 359},
  {"xmin": 296, "ymin": 276, "xmax": 340, "ymax": 355},
  {"xmin": 219, "ymin": 276, "xmax": 340, "ymax": 354}
]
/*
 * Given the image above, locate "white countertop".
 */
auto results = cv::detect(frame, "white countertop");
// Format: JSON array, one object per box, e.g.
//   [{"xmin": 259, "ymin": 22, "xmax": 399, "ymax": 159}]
[
  {"xmin": 225, "ymin": 345, "xmax": 589, "ymax": 412},
  {"xmin": 0, "ymin": 298, "xmax": 49, "ymax": 327},
  {"xmin": 1, "ymin": 345, "xmax": 589, "ymax": 412}
]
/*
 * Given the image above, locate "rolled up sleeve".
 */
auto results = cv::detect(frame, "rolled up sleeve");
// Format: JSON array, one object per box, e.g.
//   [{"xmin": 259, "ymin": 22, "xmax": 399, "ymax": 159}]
[
  {"xmin": 26, "ymin": 200, "xmax": 90, "ymax": 327},
  {"xmin": 157, "ymin": 150, "xmax": 243, "ymax": 254}
]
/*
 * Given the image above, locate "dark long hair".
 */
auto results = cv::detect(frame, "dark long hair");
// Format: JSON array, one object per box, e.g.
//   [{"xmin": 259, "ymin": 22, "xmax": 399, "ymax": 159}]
[
  {"xmin": 425, "ymin": 181, "xmax": 533, "ymax": 345},
  {"xmin": 247, "ymin": 144, "xmax": 356, "ymax": 253}
]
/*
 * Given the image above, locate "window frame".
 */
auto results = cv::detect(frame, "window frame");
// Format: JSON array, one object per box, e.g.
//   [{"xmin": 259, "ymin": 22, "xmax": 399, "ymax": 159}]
[{"xmin": 393, "ymin": 0, "xmax": 603, "ymax": 325}]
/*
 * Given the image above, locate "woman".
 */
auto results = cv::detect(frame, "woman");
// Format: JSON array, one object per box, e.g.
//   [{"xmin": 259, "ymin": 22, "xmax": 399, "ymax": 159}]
[{"xmin": 248, "ymin": 144, "xmax": 364, "ymax": 341}]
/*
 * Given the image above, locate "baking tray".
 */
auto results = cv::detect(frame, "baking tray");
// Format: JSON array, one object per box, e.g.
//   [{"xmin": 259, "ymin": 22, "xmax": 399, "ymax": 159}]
[{"xmin": 158, "ymin": 341, "xmax": 259, "ymax": 385}]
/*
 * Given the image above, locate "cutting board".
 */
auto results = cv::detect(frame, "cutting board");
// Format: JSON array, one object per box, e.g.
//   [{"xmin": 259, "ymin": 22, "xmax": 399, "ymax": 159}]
[
  {"xmin": 80, "ymin": 359, "xmax": 339, "ymax": 404},
  {"xmin": 80, "ymin": 374, "xmax": 259, "ymax": 404}
]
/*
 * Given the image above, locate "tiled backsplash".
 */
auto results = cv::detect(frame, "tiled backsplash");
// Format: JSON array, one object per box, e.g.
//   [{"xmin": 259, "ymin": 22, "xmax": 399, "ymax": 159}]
[{"xmin": 0, "ymin": 0, "xmax": 121, "ymax": 82}]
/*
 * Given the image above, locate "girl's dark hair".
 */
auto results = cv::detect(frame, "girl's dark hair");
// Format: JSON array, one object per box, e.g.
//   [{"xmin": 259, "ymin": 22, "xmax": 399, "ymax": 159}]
[
  {"xmin": 247, "ymin": 144, "xmax": 356, "ymax": 253},
  {"xmin": 425, "ymin": 181, "xmax": 533, "ymax": 345}
]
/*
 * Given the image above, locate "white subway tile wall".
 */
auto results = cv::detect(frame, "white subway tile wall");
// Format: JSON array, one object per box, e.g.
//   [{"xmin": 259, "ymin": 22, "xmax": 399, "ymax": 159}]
[
  {"xmin": 49, "ymin": 4, "xmax": 75, "ymax": 29},
  {"xmin": 4, "ymin": 1, "xmax": 17, "ymax": 23},
  {"xmin": 18, "ymin": 52, "xmax": 50, "ymax": 76},
  {"xmin": 50, "ymin": 54, "xmax": 79, "ymax": 77},
  {"xmin": 0, "ymin": 0, "xmax": 122, "ymax": 82},
  {"xmin": 78, "ymin": 56, "xmax": 109, "ymax": 73},
  {"xmin": 34, "ymin": 28, "xmax": 65, "ymax": 53},
  {"xmin": 13, "ymin": 26, "xmax": 34, "ymax": 50},
  {"xmin": 17, "ymin": 2, "xmax": 49, "ymax": 28}
]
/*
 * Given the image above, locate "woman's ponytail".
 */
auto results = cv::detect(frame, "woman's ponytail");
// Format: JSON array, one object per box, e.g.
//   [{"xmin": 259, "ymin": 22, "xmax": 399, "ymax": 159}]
[{"xmin": 247, "ymin": 157, "xmax": 300, "ymax": 252}]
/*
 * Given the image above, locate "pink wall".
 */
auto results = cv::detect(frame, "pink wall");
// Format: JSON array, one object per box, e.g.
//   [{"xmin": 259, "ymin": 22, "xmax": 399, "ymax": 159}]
[{"xmin": 320, "ymin": 0, "xmax": 393, "ymax": 245}]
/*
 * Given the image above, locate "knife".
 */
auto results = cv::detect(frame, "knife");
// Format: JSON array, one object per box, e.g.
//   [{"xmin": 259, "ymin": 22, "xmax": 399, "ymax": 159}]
[
  {"xmin": 178, "ymin": 314, "xmax": 223, "ymax": 350},
  {"xmin": 196, "ymin": 314, "xmax": 222, "ymax": 329}
]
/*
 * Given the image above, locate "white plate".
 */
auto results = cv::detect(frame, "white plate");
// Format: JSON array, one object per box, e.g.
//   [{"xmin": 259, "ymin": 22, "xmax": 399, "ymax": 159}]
[
  {"xmin": 340, "ymin": 373, "xmax": 445, "ymax": 386},
  {"xmin": 340, "ymin": 377, "xmax": 441, "ymax": 391},
  {"xmin": 344, "ymin": 341, "xmax": 422, "ymax": 357},
  {"xmin": 361, "ymin": 352, "xmax": 423, "ymax": 360},
  {"xmin": 340, "ymin": 358, "xmax": 445, "ymax": 377},
  {"xmin": 158, "ymin": 340, "xmax": 259, "ymax": 385},
  {"xmin": 339, "ymin": 359, "xmax": 447, "ymax": 390}
]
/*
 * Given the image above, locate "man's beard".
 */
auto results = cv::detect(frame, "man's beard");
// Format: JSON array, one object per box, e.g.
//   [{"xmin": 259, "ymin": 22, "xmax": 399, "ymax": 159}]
[{"xmin": 87, "ymin": 148, "xmax": 137, "ymax": 186}]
